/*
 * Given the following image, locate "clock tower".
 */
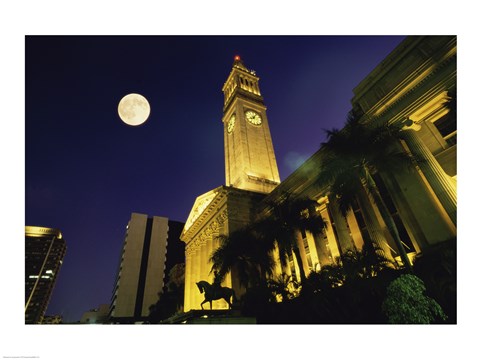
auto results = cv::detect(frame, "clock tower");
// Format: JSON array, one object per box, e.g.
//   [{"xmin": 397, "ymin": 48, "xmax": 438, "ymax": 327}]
[
  {"xmin": 182, "ymin": 57, "xmax": 283, "ymax": 310},
  {"xmin": 222, "ymin": 56, "xmax": 281, "ymax": 194}
]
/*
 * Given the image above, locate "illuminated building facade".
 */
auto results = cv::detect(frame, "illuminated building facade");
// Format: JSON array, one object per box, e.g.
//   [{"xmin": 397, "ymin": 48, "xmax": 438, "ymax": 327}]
[
  {"xmin": 181, "ymin": 57, "xmax": 281, "ymax": 310},
  {"xmin": 25, "ymin": 226, "xmax": 66, "ymax": 324},
  {"xmin": 181, "ymin": 36, "xmax": 456, "ymax": 311},
  {"xmin": 223, "ymin": 56, "xmax": 281, "ymax": 193},
  {"xmin": 264, "ymin": 35, "xmax": 456, "ymax": 276},
  {"xmin": 109, "ymin": 213, "xmax": 184, "ymax": 323}
]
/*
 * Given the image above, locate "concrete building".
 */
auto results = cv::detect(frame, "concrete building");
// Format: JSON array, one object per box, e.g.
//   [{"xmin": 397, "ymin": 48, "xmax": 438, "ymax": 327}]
[
  {"xmin": 109, "ymin": 213, "xmax": 184, "ymax": 323},
  {"xmin": 25, "ymin": 226, "xmax": 66, "ymax": 324},
  {"xmin": 181, "ymin": 36, "xmax": 456, "ymax": 311}
]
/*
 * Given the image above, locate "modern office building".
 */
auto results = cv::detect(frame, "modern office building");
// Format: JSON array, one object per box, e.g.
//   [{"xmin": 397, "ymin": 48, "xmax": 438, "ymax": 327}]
[
  {"xmin": 25, "ymin": 226, "xmax": 66, "ymax": 324},
  {"xmin": 181, "ymin": 36, "xmax": 456, "ymax": 312},
  {"xmin": 109, "ymin": 213, "xmax": 184, "ymax": 323}
]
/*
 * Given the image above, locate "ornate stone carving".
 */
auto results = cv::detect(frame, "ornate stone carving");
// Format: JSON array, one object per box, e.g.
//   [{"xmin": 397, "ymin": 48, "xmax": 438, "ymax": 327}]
[{"xmin": 184, "ymin": 208, "xmax": 233, "ymax": 255}]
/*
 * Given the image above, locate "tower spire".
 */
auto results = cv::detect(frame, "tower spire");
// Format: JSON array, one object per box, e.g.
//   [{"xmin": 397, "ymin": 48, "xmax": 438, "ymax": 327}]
[{"xmin": 233, "ymin": 55, "xmax": 247, "ymax": 71}]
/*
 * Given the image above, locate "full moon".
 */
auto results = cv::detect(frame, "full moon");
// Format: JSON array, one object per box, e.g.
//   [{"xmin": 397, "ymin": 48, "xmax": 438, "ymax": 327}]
[{"xmin": 118, "ymin": 93, "xmax": 151, "ymax": 126}]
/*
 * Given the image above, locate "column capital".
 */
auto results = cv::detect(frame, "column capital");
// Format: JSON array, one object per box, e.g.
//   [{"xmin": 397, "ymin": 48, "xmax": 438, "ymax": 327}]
[{"xmin": 402, "ymin": 118, "xmax": 421, "ymax": 132}]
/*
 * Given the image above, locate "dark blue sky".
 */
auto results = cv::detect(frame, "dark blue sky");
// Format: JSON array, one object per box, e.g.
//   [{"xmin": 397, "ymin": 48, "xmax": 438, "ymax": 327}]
[{"xmin": 25, "ymin": 35, "xmax": 405, "ymax": 322}]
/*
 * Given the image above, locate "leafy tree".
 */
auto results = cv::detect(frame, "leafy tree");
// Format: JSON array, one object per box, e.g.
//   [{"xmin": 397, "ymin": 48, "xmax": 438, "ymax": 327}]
[
  {"xmin": 318, "ymin": 112, "xmax": 415, "ymax": 270},
  {"xmin": 382, "ymin": 274, "xmax": 447, "ymax": 324}
]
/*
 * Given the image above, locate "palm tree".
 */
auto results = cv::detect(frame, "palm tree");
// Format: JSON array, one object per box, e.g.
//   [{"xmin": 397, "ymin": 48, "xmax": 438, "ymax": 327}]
[
  {"xmin": 318, "ymin": 112, "xmax": 414, "ymax": 270},
  {"xmin": 304, "ymin": 261, "xmax": 345, "ymax": 292},
  {"xmin": 209, "ymin": 226, "xmax": 275, "ymax": 290},
  {"xmin": 303, "ymin": 243, "xmax": 394, "ymax": 294},
  {"xmin": 339, "ymin": 244, "xmax": 397, "ymax": 282},
  {"xmin": 267, "ymin": 273, "xmax": 300, "ymax": 302},
  {"xmin": 253, "ymin": 194, "xmax": 326, "ymax": 283}
]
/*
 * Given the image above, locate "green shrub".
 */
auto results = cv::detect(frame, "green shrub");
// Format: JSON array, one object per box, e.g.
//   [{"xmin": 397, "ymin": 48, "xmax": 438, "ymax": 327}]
[{"xmin": 382, "ymin": 274, "xmax": 447, "ymax": 324}]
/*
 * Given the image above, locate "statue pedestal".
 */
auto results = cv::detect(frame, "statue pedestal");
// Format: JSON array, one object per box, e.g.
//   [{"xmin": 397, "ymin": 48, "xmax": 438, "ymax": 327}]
[{"xmin": 160, "ymin": 309, "xmax": 256, "ymax": 324}]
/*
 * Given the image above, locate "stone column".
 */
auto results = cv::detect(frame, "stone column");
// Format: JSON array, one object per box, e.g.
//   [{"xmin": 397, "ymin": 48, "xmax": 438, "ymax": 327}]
[
  {"xmin": 272, "ymin": 244, "xmax": 285, "ymax": 277},
  {"xmin": 199, "ymin": 239, "xmax": 207, "ymax": 284},
  {"xmin": 193, "ymin": 245, "xmax": 201, "ymax": 309},
  {"xmin": 321, "ymin": 206, "xmax": 341, "ymax": 261},
  {"xmin": 187, "ymin": 246, "xmax": 194, "ymax": 311},
  {"xmin": 312, "ymin": 231, "xmax": 331, "ymax": 268},
  {"xmin": 328, "ymin": 198, "xmax": 355, "ymax": 254},
  {"xmin": 291, "ymin": 251, "xmax": 301, "ymax": 282},
  {"xmin": 356, "ymin": 187, "xmax": 395, "ymax": 262},
  {"xmin": 345, "ymin": 210, "xmax": 365, "ymax": 250},
  {"xmin": 402, "ymin": 122, "xmax": 457, "ymax": 226},
  {"xmin": 206, "ymin": 234, "xmax": 214, "ymax": 282},
  {"xmin": 305, "ymin": 232, "xmax": 320, "ymax": 272},
  {"xmin": 184, "ymin": 250, "xmax": 192, "ymax": 312},
  {"xmin": 294, "ymin": 230, "xmax": 310, "ymax": 279}
]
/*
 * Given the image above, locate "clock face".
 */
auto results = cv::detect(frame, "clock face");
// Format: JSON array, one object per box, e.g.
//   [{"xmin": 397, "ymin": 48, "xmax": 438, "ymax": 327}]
[
  {"xmin": 227, "ymin": 114, "xmax": 236, "ymax": 133},
  {"xmin": 245, "ymin": 110, "xmax": 262, "ymax": 125}
]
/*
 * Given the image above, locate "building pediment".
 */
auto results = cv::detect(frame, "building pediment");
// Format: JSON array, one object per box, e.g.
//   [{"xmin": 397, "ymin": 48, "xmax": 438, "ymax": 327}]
[{"xmin": 181, "ymin": 186, "xmax": 230, "ymax": 240}]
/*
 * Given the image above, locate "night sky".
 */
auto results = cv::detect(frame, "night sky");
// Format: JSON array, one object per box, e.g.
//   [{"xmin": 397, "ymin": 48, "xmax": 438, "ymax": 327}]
[
  {"xmin": 1, "ymin": 0, "xmax": 476, "ymax": 356},
  {"xmin": 25, "ymin": 36, "xmax": 406, "ymax": 323}
]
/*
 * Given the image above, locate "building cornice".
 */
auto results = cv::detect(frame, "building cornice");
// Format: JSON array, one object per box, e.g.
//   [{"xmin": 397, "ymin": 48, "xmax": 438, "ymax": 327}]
[
  {"xmin": 223, "ymin": 89, "xmax": 265, "ymax": 115},
  {"xmin": 25, "ymin": 226, "xmax": 63, "ymax": 239},
  {"xmin": 352, "ymin": 36, "xmax": 456, "ymax": 125}
]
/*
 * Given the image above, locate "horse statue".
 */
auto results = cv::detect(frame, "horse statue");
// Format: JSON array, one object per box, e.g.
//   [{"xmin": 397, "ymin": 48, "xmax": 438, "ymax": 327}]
[{"xmin": 196, "ymin": 280, "xmax": 235, "ymax": 310}]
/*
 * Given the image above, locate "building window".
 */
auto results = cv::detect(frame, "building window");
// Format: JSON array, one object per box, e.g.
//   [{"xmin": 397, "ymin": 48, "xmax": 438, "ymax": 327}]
[
  {"xmin": 433, "ymin": 91, "xmax": 456, "ymax": 147},
  {"xmin": 433, "ymin": 113, "xmax": 456, "ymax": 146},
  {"xmin": 300, "ymin": 228, "xmax": 307, "ymax": 239}
]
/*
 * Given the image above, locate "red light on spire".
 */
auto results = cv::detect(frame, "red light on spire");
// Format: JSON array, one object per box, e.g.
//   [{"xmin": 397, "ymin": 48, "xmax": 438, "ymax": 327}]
[{"xmin": 234, "ymin": 55, "xmax": 241, "ymax": 61}]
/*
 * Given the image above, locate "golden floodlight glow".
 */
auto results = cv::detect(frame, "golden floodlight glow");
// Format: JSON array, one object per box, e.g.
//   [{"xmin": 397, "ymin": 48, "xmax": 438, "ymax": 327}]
[{"xmin": 118, "ymin": 93, "xmax": 151, "ymax": 126}]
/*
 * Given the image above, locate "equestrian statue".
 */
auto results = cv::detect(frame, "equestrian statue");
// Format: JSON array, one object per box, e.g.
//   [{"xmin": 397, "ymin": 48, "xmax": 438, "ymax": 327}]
[{"xmin": 196, "ymin": 274, "xmax": 236, "ymax": 310}]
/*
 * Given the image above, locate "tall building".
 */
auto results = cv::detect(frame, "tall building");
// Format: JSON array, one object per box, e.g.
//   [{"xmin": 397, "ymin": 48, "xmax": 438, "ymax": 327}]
[
  {"xmin": 109, "ymin": 213, "xmax": 184, "ymax": 323},
  {"xmin": 181, "ymin": 56, "xmax": 280, "ymax": 310},
  {"xmin": 181, "ymin": 36, "xmax": 456, "ymax": 312},
  {"xmin": 25, "ymin": 226, "xmax": 66, "ymax": 324},
  {"xmin": 222, "ymin": 56, "xmax": 281, "ymax": 193}
]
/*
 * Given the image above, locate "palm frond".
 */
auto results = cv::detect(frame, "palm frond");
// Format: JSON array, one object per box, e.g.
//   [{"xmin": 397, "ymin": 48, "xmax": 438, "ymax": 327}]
[
  {"xmin": 209, "ymin": 228, "xmax": 276, "ymax": 288},
  {"xmin": 318, "ymin": 110, "xmax": 414, "ymax": 269}
]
